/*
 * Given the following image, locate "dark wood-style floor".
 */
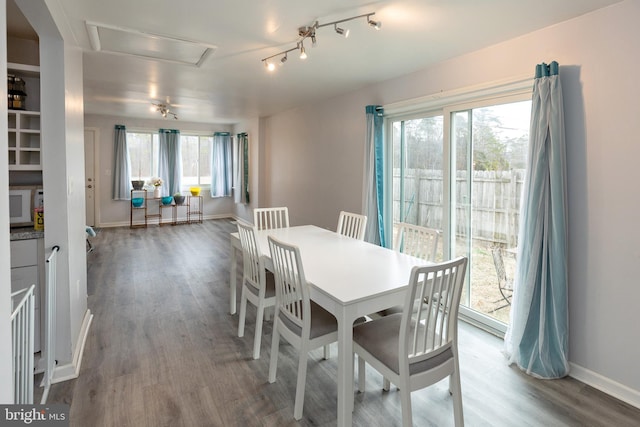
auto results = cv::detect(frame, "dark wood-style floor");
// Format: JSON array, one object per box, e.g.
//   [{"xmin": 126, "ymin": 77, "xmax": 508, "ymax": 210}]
[{"xmin": 45, "ymin": 218, "xmax": 640, "ymax": 426}]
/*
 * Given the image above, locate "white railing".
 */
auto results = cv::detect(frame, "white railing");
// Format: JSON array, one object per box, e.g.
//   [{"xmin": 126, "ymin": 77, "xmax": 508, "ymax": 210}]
[
  {"xmin": 40, "ymin": 245, "xmax": 60, "ymax": 404},
  {"xmin": 11, "ymin": 285, "xmax": 36, "ymax": 404}
]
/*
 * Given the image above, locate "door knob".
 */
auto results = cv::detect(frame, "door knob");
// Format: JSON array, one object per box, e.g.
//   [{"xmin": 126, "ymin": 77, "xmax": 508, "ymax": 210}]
[{"xmin": 87, "ymin": 185, "xmax": 93, "ymax": 188}]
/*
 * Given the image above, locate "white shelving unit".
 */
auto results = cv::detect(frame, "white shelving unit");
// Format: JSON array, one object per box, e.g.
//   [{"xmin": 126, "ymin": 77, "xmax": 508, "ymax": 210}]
[
  {"xmin": 8, "ymin": 111, "xmax": 41, "ymax": 170},
  {"xmin": 8, "ymin": 62, "xmax": 41, "ymax": 171}
]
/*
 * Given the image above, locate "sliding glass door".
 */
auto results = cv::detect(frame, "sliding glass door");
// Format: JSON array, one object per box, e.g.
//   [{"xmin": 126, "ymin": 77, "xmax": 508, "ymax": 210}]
[{"xmin": 388, "ymin": 95, "xmax": 530, "ymax": 333}]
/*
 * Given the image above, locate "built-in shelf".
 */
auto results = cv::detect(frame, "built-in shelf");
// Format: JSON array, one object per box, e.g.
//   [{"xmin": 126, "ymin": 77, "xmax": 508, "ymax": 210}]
[{"xmin": 8, "ymin": 63, "xmax": 41, "ymax": 171}]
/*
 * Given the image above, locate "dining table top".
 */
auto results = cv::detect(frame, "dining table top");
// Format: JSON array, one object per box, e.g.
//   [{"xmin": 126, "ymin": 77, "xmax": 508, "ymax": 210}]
[{"xmin": 236, "ymin": 224, "xmax": 429, "ymax": 306}]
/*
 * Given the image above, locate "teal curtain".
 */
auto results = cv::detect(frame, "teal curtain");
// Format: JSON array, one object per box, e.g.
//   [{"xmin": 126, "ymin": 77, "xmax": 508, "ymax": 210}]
[
  {"xmin": 504, "ymin": 61, "xmax": 569, "ymax": 378},
  {"xmin": 158, "ymin": 129, "xmax": 181, "ymax": 196},
  {"xmin": 234, "ymin": 132, "xmax": 250, "ymax": 204},
  {"xmin": 362, "ymin": 106, "xmax": 386, "ymax": 246},
  {"xmin": 112, "ymin": 125, "xmax": 131, "ymax": 200},
  {"xmin": 211, "ymin": 132, "xmax": 232, "ymax": 197}
]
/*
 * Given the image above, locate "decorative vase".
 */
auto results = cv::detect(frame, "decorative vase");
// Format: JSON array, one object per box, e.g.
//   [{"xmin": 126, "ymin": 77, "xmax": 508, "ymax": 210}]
[
  {"xmin": 173, "ymin": 195, "xmax": 185, "ymax": 205},
  {"xmin": 154, "ymin": 186, "xmax": 161, "ymax": 198},
  {"xmin": 131, "ymin": 180, "xmax": 144, "ymax": 190}
]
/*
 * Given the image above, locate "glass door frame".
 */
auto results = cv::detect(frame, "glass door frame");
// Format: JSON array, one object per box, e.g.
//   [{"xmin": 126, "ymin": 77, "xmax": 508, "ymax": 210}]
[{"xmin": 384, "ymin": 87, "xmax": 532, "ymax": 337}]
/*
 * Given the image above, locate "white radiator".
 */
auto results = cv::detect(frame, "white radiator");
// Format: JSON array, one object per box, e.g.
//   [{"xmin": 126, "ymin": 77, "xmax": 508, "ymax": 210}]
[
  {"xmin": 40, "ymin": 245, "xmax": 60, "ymax": 404},
  {"xmin": 11, "ymin": 284, "xmax": 35, "ymax": 404}
]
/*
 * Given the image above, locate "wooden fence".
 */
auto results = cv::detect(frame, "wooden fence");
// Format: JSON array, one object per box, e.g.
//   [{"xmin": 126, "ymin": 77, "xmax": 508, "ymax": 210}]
[{"xmin": 393, "ymin": 168, "xmax": 525, "ymax": 247}]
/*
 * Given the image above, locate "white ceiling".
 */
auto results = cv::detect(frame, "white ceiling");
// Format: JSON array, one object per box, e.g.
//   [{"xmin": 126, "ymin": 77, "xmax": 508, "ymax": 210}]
[{"xmin": 8, "ymin": 0, "xmax": 622, "ymax": 124}]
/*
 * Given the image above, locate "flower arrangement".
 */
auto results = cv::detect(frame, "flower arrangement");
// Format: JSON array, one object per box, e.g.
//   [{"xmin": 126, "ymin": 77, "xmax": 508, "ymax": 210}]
[{"xmin": 149, "ymin": 177, "xmax": 163, "ymax": 187}]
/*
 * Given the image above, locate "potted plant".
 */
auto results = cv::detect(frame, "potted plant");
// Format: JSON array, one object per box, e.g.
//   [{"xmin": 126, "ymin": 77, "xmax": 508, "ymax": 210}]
[{"xmin": 173, "ymin": 192, "xmax": 186, "ymax": 205}]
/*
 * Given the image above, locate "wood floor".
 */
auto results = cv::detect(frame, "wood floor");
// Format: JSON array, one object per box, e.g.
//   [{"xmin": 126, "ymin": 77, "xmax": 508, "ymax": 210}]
[{"xmin": 45, "ymin": 218, "xmax": 640, "ymax": 426}]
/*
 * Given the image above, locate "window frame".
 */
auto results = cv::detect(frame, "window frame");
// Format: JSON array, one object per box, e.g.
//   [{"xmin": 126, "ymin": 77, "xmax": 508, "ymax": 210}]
[
  {"xmin": 126, "ymin": 129, "xmax": 159, "ymax": 183},
  {"xmin": 180, "ymin": 132, "xmax": 213, "ymax": 189}
]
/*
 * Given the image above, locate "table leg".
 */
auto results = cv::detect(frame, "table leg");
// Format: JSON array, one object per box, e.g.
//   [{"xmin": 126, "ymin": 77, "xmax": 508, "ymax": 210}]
[
  {"xmin": 336, "ymin": 308, "xmax": 354, "ymax": 427},
  {"xmin": 230, "ymin": 241, "xmax": 238, "ymax": 314}
]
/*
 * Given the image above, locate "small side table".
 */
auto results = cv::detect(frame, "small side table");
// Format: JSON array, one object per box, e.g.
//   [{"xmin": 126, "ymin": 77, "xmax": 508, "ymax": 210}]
[
  {"xmin": 130, "ymin": 189, "xmax": 147, "ymax": 228},
  {"xmin": 187, "ymin": 196, "xmax": 203, "ymax": 224},
  {"xmin": 173, "ymin": 202, "xmax": 189, "ymax": 225},
  {"xmin": 159, "ymin": 202, "xmax": 174, "ymax": 226}
]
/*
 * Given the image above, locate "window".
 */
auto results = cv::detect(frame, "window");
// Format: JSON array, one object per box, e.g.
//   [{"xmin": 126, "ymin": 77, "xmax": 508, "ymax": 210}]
[
  {"xmin": 180, "ymin": 134, "xmax": 212, "ymax": 187},
  {"xmin": 127, "ymin": 131, "xmax": 159, "ymax": 181},
  {"xmin": 386, "ymin": 85, "xmax": 531, "ymax": 334}
]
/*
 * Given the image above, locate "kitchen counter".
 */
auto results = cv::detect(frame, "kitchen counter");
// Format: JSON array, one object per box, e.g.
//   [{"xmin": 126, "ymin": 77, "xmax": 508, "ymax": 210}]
[{"xmin": 10, "ymin": 227, "xmax": 44, "ymax": 241}]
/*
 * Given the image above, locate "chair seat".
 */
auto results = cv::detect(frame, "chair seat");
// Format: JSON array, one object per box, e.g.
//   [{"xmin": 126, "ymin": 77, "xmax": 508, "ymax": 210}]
[
  {"xmin": 246, "ymin": 270, "xmax": 276, "ymax": 299},
  {"xmin": 354, "ymin": 313, "xmax": 453, "ymax": 376},
  {"xmin": 278, "ymin": 301, "xmax": 338, "ymax": 339}
]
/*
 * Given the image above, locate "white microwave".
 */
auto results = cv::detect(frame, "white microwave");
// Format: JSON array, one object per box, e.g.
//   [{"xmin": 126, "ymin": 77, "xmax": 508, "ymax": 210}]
[{"xmin": 9, "ymin": 186, "xmax": 43, "ymax": 227}]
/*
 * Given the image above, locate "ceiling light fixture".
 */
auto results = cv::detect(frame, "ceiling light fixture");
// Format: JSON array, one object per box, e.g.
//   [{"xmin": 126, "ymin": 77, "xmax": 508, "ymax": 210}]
[
  {"xmin": 151, "ymin": 103, "xmax": 178, "ymax": 120},
  {"xmin": 261, "ymin": 12, "xmax": 380, "ymax": 71}
]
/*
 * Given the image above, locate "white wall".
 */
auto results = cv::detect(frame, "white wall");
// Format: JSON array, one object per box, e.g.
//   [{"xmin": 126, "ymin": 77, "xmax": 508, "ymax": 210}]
[
  {"xmin": 261, "ymin": 0, "xmax": 640, "ymax": 406},
  {"xmin": 0, "ymin": 0, "xmax": 14, "ymax": 404},
  {"xmin": 84, "ymin": 114, "xmax": 235, "ymax": 227},
  {"xmin": 17, "ymin": 0, "xmax": 88, "ymax": 369}
]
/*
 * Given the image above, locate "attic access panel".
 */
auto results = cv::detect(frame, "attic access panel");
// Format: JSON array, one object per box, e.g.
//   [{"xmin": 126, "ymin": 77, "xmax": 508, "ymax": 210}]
[{"xmin": 86, "ymin": 22, "xmax": 216, "ymax": 67}]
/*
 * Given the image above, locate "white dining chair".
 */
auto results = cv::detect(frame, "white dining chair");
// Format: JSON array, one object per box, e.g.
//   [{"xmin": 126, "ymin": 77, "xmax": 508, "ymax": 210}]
[
  {"xmin": 267, "ymin": 236, "xmax": 338, "ymax": 421},
  {"xmin": 336, "ymin": 211, "xmax": 367, "ymax": 240},
  {"xmin": 394, "ymin": 222, "xmax": 441, "ymax": 262},
  {"xmin": 354, "ymin": 256, "xmax": 468, "ymax": 427},
  {"xmin": 236, "ymin": 221, "xmax": 277, "ymax": 359},
  {"xmin": 253, "ymin": 207, "xmax": 289, "ymax": 230},
  {"xmin": 353, "ymin": 257, "xmax": 467, "ymax": 427}
]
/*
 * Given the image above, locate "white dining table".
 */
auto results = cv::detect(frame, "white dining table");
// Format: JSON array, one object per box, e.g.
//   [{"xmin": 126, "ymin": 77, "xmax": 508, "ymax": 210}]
[{"xmin": 229, "ymin": 225, "xmax": 426, "ymax": 426}]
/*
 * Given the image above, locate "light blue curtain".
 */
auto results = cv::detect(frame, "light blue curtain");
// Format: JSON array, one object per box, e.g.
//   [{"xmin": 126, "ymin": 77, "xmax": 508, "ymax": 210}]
[
  {"xmin": 158, "ymin": 129, "xmax": 181, "ymax": 196},
  {"xmin": 211, "ymin": 132, "xmax": 232, "ymax": 197},
  {"xmin": 504, "ymin": 61, "xmax": 569, "ymax": 379},
  {"xmin": 234, "ymin": 132, "xmax": 250, "ymax": 204},
  {"xmin": 112, "ymin": 125, "xmax": 131, "ymax": 200},
  {"xmin": 362, "ymin": 105, "xmax": 386, "ymax": 246}
]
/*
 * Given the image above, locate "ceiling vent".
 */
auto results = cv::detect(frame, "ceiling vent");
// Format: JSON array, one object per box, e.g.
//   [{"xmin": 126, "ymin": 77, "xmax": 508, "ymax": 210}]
[{"xmin": 85, "ymin": 21, "xmax": 216, "ymax": 67}]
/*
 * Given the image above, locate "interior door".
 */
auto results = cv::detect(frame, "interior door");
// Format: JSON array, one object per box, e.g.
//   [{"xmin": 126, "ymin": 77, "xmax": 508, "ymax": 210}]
[{"xmin": 84, "ymin": 129, "xmax": 96, "ymax": 226}]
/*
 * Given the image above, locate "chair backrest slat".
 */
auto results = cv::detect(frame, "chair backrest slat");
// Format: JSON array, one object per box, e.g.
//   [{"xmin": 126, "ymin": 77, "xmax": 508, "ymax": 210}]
[
  {"xmin": 237, "ymin": 221, "xmax": 264, "ymax": 294},
  {"xmin": 394, "ymin": 222, "xmax": 441, "ymax": 261},
  {"xmin": 254, "ymin": 207, "xmax": 290, "ymax": 230},
  {"xmin": 336, "ymin": 211, "xmax": 367, "ymax": 240},
  {"xmin": 268, "ymin": 236, "xmax": 311, "ymax": 334},
  {"xmin": 401, "ymin": 257, "xmax": 468, "ymax": 363}
]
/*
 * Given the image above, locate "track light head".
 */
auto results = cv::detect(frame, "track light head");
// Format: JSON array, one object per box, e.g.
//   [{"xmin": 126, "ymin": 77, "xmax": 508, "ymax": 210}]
[
  {"xmin": 299, "ymin": 43, "xmax": 307, "ymax": 59},
  {"xmin": 367, "ymin": 17, "xmax": 382, "ymax": 30},
  {"xmin": 334, "ymin": 24, "xmax": 349, "ymax": 38},
  {"xmin": 280, "ymin": 54, "xmax": 288, "ymax": 64}
]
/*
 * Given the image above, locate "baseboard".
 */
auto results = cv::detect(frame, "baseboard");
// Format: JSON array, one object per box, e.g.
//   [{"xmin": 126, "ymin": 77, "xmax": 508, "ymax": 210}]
[
  {"xmin": 98, "ymin": 214, "xmax": 235, "ymax": 228},
  {"xmin": 50, "ymin": 309, "xmax": 93, "ymax": 384},
  {"xmin": 569, "ymin": 362, "xmax": 640, "ymax": 409}
]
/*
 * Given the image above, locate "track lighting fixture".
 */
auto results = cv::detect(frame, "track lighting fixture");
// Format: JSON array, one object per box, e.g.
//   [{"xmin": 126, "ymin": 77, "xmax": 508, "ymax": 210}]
[
  {"xmin": 261, "ymin": 12, "xmax": 380, "ymax": 71},
  {"xmin": 151, "ymin": 102, "xmax": 178, "ymax": 120}
]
